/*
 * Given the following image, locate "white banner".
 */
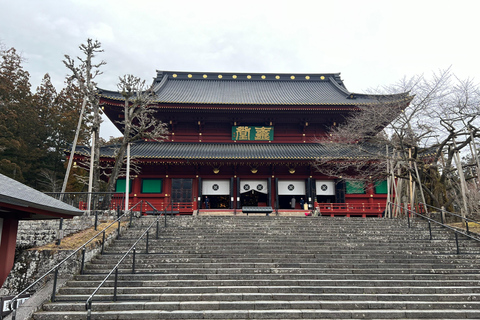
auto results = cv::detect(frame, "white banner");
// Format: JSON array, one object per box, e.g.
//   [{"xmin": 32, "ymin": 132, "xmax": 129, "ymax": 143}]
[
  {"xmin": 278, "ymin": 180, "xmax": 305, "ymax": 195},
  {"xmin": 202, "ymin": 179, "xmax": 230, "ymax": 195},
  {"xmin": 240, "ymin": 179, "xmax": 268, "ymax": 194},
  {"xmin": 315, "ymin": 180, "xmax": 336, "ymax": 195}
]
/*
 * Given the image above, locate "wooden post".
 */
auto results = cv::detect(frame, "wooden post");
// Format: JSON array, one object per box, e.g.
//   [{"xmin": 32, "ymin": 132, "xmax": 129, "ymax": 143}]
[
  {"xmin": 468, "ymin": 125, "xmax": 480, "ymax": 187},
  {"xmin": 414, "ymin": 161, "xmax": 428, "ymax": 216},
  {"xmin": 453, "ymin": 142, "xmax": 469, "ymax": 220},
  {"xmin": 87, "ymin": 132, "xmax": 95, "ymax": 215},
  {"xmin": 386, "ymin": 145, "xmax": 391, "ymax": 218},
  {"xmin": 408, "ymin": 148, "xmax": 414, "ymax": 214}
]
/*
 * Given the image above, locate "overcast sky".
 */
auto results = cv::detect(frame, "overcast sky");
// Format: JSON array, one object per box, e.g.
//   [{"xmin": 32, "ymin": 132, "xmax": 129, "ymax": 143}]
[{"xmin": 1, "ymin": 0, "xmax": 479, "ymax": 139}]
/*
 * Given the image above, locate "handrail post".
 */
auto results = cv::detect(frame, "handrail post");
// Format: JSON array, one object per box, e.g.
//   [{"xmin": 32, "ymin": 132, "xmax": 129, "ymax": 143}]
[
  {"xmin": 117, "ymin": 207, "xmax": 121, "ymax": 240},
  {"xmin": 132, "ymin": 247, "xmax": 136, "ymax": 274},
  {"xmin": 80, "ymin": 247, "xmax": 86, "ymax": 275},
  {"xmin": 94, "ymin": 211, "xmax": 98, "ymax": 231},
  {"xmin": 129, "ymin": 208, "xmax": 134, "ymax": 228},
  {"xmin": 11, "ymin": 299, "xmax": 17, "ymax": 320},
  {"xmin": 428, "ymin": 221, "xmax": 432, "ymax": 240},
  {"xmin": 113, "ymin": 268, "xmax": 118, "ymax": 302},
  {"xmin": 156, "ymin": 215, "xmax": 160, "ymax": 240},
  {"xmin": 146, "ymin": 230, "xmax": 149, "ymax": 254},
  {"xmin": 86, "ymin": 300, "xmax": 92, "ymax": 320},
  {"xmin": 164, "ymin": 209, "xmax": 167, "ymax": 228},
  {"xmin": 407, "ymin": 211, "xmax": 411, "ymax": 228},
  {"xmin": 101, "ymin": 230, "xmax": 106, "ymax": 254},
  {"xmin": 455, "ymin": 232, "xmax": 460, "ymax": 254},
  {"xmin": 441, "ymin": 206, "xmax": 445, "ymax": 225},
  {"xmin": 51, "ymin": 267, "xmax": 59, "ymax": 302},
  {"xmin": 466, "ymin": 220, "xmax": 470, "ymax": 235}
]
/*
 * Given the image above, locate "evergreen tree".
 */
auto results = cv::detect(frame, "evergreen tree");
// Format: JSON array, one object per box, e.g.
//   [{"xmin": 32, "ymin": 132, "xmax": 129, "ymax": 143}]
[{"xmin": 0, "ymin": 47, "xmax": 39, "ymax": 184}]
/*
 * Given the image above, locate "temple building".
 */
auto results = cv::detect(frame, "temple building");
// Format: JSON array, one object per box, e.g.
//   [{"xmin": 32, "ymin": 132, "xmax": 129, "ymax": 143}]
[{"xmin": 76, "ymin": 71, "xmax": 412, "ymax": 216}]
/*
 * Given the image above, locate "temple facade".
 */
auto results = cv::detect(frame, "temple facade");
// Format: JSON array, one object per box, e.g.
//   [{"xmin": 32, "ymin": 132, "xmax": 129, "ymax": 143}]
[{"xmin": 80, "ymin": 71, "xmax": 411, "ymax": 216}]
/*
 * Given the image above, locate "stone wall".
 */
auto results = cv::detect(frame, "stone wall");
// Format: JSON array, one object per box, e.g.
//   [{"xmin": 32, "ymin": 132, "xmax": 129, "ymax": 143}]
[
  {"xmin": 15, "ymin": 216, "xmax": 97, "ymax": 248},
  {"xmin": 0, "ymin": 214, "xmax": 121, "ymax": 296}
]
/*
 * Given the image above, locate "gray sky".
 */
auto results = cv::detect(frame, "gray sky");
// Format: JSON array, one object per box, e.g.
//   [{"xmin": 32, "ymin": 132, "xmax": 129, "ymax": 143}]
[{"xmin": 1, "ymin": 0, "xmax": 479, "ymax": 139}]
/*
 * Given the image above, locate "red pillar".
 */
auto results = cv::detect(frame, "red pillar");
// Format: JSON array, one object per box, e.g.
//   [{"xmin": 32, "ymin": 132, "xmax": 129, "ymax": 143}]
[{"xmin": 0, "ymin": 218, "xmax": 19, "ymax": 286}]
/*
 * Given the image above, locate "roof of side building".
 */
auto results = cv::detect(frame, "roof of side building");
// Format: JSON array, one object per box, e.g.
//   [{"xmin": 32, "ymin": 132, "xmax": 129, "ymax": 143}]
[{"xmin": 0, "ymin": 174, "xmax": 83, "ymax": 219}]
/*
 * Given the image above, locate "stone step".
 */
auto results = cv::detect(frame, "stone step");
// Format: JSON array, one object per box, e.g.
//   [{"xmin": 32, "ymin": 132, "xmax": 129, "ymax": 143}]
[
  {"xmin": 78, "ymin": 267, "xmax": 480, "ymax": 275},
  {"xmin": 102, "ymin": 244, "xmax": 478, "ymax": 254},
  {"xmin": 57, "ymin": 285, "xmax": 480, "ymax": 295},
  {"xmin": 32, "ymin": 308, "xmax": 480, "ymax": 319},
  {"xmin": 82, "ymin": 263, "xmax": 480, "ymax": 272},
  {"xmin": 31, "ymin": 216, "xmax": 480, "ymax": 320},
  {"xmin": 48, "ymin": 292, "xmax": 480, "ymax": 302},
  {"xmin": 42, "ymin": 300, "xmax": 480, "ymax": 311},
  {"xmin": 73, "ymin": 272, "xmax": 480, "ymax": 281},
  {"xmin": 64, "ymin": 278, "xmax": 480, "ymax": 288}
]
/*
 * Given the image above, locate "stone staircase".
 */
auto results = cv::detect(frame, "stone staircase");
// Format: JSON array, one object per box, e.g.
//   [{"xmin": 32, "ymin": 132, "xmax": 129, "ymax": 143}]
[{"xmin": 33, "ymin": 216, "xmax": 480, "ymax": 319}]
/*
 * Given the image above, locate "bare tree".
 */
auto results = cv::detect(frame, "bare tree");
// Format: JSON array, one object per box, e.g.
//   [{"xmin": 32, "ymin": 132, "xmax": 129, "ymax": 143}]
[
  {"xmin": 314, "ymin": 69, "xmax": 480, "ymax": 218},
  {"xmin": 103, "ymin": 75, "xmax": 168, "ymax": 204},
  {"xmin": 38, "ymin": 169, "xmax": 62, "ymax": 192},
  {"xmin": 61, "ymin": 39, "xmax": 105, "ymax": 195}
]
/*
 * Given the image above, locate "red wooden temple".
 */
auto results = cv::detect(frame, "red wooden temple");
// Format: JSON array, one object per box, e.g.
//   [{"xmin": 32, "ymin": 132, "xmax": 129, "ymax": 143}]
[{"xmin": 76, "ymin": 71, "xmax": 411, "ymax": 216}]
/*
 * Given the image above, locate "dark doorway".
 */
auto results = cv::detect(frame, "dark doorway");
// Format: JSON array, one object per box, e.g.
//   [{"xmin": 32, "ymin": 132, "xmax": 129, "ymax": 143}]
[
  {"xmin": 278, "ymin": 195, "xmax": 306, "ymax": 209},
  {"xmin": 202, "ymin": 195, "xmax": 230, "ymax": 209},
  {"xmin": 240, "ymin": 191, "xmax": 268, "ymax": 207}
]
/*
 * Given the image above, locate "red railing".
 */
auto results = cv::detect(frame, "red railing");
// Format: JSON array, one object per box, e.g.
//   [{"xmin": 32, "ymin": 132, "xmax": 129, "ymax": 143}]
[
  {"xmin": 316, "ymin": 203, "xmax": 385, "ymax": 217},
  {"xmin": 134, "ymin": 201, "xmax": 195, "ymax": 214}
]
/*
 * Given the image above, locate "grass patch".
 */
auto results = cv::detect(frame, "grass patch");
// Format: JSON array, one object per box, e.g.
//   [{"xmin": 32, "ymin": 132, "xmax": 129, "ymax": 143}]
[
  {"xmin": 33, "ymin": 221, "xmax": 129, "ymax": 252},
  {"xmin": 449, "ymin": 221, "xmax": 480, "ymax": 235}
]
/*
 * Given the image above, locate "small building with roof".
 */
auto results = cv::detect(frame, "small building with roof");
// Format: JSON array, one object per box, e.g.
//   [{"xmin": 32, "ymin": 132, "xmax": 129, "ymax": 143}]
[
  {"xmin": 0, "ymin": 174, "xmax": 82, "ymax": 286},
  {"xmin": 78, "ymin": 71, "xmax": 411, "ymax": 215}
]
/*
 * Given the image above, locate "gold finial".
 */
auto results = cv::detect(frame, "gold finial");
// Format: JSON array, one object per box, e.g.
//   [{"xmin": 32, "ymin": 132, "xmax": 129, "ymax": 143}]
[
  {"xmin": 203, "ymin": 74, "xmax": 208, "ymax": 78},
  {"xmin": 188, "ymin": 74, "xmax": 192, "ymax": 78},
  {"xmin": 290, "ymin": 75, "xmax": 295, "ymax": 80},
  {"xmin": 247, "ymin": 75, "xmax": 252, "ymax": 79},
  {"xmin": 275, "ymin": 75, "xmax": 280, "ymax": 79},
  {"xmin": 172, "ymin": 74, "xmax": 177, "ymax": 78},
  {"xmin": 320, "ymin": 76, "xmax": 325, "ymax": 80},
  {"xmin": 305, "ymin": 75, "xmax": 310, "ymax": 80},
  {"xmin": 261, "ymin": 75, "xmax": 266, "ymax": 79},
  {"xmin": 218, "ymin": 74, "xmax": 223, "ymax": 79},
  {"xmin": 232, "ymin": 75, "xmax": 237, "ymax": 79}
]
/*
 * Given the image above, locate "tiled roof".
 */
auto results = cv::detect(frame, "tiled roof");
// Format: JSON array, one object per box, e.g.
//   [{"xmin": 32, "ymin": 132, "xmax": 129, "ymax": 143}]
[
  {"xmin": 0, "ymin": 174, "xmax": 83, "ymax": 218},
  {"xmin": 74, "ymin": 142, "xmax": 386, "ymax": 161},
  {"xmin": 98, "ymin": 71, "xmax": 410, "ymax": 106}
]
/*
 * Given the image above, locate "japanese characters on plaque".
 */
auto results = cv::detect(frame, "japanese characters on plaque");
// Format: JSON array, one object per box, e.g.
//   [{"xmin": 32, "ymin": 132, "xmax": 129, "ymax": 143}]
[{"xmin": 232, "ymin": 126, "xmax": 274, "ymax": 141}]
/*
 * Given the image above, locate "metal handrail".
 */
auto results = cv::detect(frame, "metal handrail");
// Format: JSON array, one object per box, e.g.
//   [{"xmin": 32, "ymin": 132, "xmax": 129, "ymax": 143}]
[
  {"xmin": 8, "ymin": 201, "xmax": 144, "ymax": 320},
  {"xmin": 420, "ymin": 202, "xmax": 480, "ymax": 227},
  {"xmin": 389, "ymin": 202, "xmax": 480, "ymax": 254},
  {"xmin": 85, "ymin": 201, "xmax": 164, "ymax": 320}
]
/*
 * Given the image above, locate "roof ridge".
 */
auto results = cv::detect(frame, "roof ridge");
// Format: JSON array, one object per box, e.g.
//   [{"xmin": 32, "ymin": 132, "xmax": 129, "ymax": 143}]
[{"xmin": 328, "ymin": 76, "xmax": 351, "ymax": 95}]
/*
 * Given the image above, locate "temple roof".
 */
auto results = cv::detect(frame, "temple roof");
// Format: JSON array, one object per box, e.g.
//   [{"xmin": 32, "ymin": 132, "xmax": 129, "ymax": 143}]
[
  {"xmin": 98, "ymin": 71, "xmax": 411, "ymax": 106},
  {"xmin": 74, "ymin": 141, "xmax": 387, "ymax": 161}
]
